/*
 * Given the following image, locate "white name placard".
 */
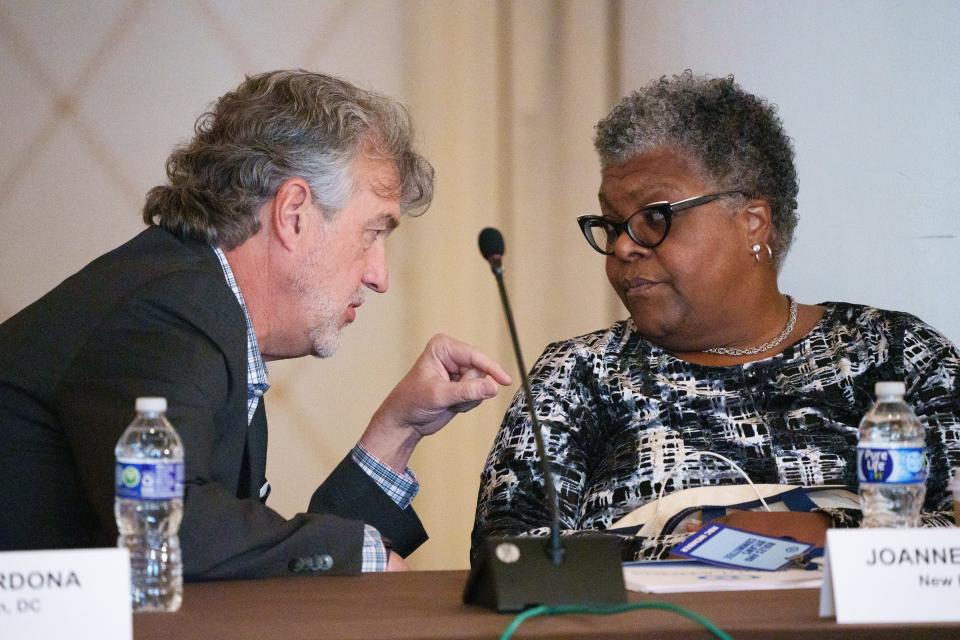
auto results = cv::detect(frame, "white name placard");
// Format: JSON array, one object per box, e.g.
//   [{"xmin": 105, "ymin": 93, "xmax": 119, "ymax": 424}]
[
  {"xmin": 0, "ymin": 547, "xmax": 131, "ymax": 639},
  {"xmin": 820, "ymin": 528, "xmax": 960, "ymax": 624}
]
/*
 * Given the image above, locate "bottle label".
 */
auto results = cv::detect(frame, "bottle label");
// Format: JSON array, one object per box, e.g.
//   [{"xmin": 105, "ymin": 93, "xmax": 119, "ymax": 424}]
[
  {"xmin": 857, "ymin": 447, "xmax": 927, "ymax": 484},
  {"xmin": 115, "ymin": 461, "xmax": 184, "ymax": 499}
]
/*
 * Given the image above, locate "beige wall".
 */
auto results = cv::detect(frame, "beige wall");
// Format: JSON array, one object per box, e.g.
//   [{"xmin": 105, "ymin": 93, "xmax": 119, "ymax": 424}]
[{"xmin": 3, "ymin": 1, "xmax": 957, "ymax": 571}]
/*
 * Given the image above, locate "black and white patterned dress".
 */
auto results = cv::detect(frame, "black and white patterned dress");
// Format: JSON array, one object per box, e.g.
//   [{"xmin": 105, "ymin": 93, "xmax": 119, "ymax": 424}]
[{"xmin": 471, "ymin": 302, "xmax": 960, "ymax": 560}]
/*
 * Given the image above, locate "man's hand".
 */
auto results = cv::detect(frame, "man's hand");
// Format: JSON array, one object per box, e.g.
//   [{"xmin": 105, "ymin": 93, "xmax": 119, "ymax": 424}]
[
  {"xmin": 686, "ymin": 511, "xmax": 831, "ymax": 547},
  {"xmin": 359, "ymin": 334, "xmax": 512, "ymax": 472},
  {"xmin": 385, "ymin": 551, "xmax": 410, "ymax": 571}
]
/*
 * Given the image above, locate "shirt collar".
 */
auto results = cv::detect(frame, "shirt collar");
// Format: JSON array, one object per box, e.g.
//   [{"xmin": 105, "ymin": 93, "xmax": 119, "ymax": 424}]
[{"xmin": 211, "ymin": 246, "xmax": 269, "ymax": 395}]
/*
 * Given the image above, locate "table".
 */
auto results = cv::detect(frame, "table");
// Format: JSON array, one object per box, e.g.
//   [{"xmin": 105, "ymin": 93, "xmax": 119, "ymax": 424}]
[{"xmin": 133, "ymin": 570, "xmax": 960, "ymax": 639}]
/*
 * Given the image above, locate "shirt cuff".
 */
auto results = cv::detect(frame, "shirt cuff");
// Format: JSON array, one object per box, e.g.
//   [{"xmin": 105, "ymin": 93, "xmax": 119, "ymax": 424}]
[
  {"xmin": 351, "ymin": 442, "xmax": 420, "ymax": 509},
  {"xmin": 361, "ymin": 525, "xmax": 388, "ymax": 573}
]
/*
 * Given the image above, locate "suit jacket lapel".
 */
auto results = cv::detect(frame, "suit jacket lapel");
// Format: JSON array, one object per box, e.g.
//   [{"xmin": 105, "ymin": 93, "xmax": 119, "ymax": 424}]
[{"xmin": 243, "ymin": 399, "xmax": 269, "ymax": 502}]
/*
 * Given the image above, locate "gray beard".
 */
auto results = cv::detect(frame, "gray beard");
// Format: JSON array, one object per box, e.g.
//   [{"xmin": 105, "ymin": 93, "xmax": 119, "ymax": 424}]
[
  {"xmin": 308, "ymin": 319, "xmax": 341, "ymax": 358},
  {"xmin": 293, "ymin": 266, "xmax": 342, "ymax": 359},
  {"xmin": 293, "ymin": 247, "xmax": 366, "ymax": 359}
]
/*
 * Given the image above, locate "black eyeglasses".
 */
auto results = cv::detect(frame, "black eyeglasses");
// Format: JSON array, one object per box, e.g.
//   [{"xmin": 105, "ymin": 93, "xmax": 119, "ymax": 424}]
[{"xmin": 577, "ymin": 191, "xmax": 748, "ymax": 255}]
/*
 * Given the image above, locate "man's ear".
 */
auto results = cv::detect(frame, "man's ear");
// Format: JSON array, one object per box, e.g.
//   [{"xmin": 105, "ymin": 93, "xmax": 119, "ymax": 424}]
[{"xmin": 270, "ymin": 178, "xmax": 314, "ymax": 252}]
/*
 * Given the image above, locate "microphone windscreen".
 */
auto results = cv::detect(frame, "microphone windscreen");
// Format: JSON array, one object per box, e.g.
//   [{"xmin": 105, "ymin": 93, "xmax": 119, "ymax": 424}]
[{"xmin": 478, "ymin": 227, "xmax": 505, "ymax": 259}]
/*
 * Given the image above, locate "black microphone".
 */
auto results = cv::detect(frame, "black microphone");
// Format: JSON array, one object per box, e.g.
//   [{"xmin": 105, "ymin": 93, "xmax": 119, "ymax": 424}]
[
  {"xmin": 477, "ymin": 227, "xmax": 563, "ymax": 566},
  {"xmin": 464, "ymin": 227, "xmax": 625, "ymax": 612},
  {"xmin": 478, "ymin": 227, "xmax": 504, "ymax": 274}
]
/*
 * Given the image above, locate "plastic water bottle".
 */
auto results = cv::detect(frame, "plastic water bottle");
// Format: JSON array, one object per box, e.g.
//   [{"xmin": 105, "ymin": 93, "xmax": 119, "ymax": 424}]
[
  {"xmin": 115, "ymin": 397, "xmax": 184, "ymax": 611},
  {"xmin": 857, "ymin": 381, "xmax": 927, "ymax": 527}
]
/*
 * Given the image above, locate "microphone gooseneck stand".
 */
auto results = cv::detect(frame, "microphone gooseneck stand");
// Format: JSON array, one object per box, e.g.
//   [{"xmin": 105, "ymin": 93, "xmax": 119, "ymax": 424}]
[
  {"xmin": 479, "ymin": 230, "xmax": 563, "ymax": 567},
  {"xmin": 464, "ymin": 227, "xmax": 626, "ymax": 612}
]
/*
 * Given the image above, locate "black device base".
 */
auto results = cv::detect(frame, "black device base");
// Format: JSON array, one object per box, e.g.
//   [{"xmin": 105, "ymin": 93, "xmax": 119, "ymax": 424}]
[{"xmin": 463, "ymin": 535, "xmax": 627, "ymax": 612}]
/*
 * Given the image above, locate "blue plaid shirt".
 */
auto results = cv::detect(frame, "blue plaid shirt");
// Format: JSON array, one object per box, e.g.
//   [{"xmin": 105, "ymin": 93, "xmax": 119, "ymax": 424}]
[
  {"xmin": 211, "ymin": 247, "xmax": 269, "ymax": 422},
  {"xmin": 212, "ymin": 247, "xmax": 419, "ymax": 572}
]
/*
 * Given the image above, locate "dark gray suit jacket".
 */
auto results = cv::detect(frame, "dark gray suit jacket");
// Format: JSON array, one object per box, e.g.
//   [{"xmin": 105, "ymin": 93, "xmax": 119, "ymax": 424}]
[{"xmin": 0, "ymin": 226, "xmax": 426, "ymax": 578}]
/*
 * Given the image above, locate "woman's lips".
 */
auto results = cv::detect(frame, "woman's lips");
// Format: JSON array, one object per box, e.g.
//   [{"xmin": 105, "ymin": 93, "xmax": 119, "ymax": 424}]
[{"xmin": 622, "ymin": 277, "xmax": 661, "ymax": 295}]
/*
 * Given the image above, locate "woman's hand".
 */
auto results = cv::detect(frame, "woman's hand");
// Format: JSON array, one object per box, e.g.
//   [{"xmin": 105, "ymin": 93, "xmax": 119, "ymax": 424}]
[{"xmin": 686, "ymin": 511, "xmax": 831, "ymax": 547}]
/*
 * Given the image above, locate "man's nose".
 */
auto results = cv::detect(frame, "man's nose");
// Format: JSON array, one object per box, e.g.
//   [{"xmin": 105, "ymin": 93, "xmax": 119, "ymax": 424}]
[{"xmin": 362, "ymin": 243, "xmax": 389, "ymax": 293}]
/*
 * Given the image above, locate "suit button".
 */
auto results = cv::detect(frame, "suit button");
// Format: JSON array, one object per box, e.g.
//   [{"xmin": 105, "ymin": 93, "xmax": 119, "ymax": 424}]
[
  {"xmin": 317, "ymin": 554, "xmax": 334, "ymax": 571},
  {"xmin": 288, "ymin": 558, "xmax": 305, "ymax": 573}
]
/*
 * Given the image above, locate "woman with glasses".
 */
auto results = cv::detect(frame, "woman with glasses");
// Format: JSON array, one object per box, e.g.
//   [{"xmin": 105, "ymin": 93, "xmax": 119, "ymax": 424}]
[{"xmin": 471, "ymin": 72, "xmax": 960, "ymax": 562}]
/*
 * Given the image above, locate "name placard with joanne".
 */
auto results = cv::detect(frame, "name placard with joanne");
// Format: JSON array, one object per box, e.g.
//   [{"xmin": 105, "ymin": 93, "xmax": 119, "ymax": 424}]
[{"xmin": 820, "ymin": 527, "xmax": 960, "ymax": 624}]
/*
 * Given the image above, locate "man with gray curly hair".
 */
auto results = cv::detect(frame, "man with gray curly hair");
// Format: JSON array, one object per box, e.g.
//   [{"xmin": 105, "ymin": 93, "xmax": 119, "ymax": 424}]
[{"xmin": 0, "ymin": 70, "xmax": 511, "ymax": 581}]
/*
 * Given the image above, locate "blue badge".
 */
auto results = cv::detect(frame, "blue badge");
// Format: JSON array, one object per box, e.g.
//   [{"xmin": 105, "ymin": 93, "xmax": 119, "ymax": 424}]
[{"xmin": 672, "ymin": 524, "xmax": 814, "ymax": 571}]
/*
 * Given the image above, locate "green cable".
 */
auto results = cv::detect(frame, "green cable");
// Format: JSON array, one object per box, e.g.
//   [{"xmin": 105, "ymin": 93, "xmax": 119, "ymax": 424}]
[{"xmin": 499, "ymin": 602, "xmax": 734, "ymax": 640}]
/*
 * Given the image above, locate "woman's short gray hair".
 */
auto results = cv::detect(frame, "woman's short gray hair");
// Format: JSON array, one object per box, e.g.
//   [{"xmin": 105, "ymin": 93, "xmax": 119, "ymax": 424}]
[
  {"xmin": 143, "ymin": 70, "xmax": 434, "ymax": 249},
  {"xmin": 594, "ymin": 71, "xmax": 799, "ymax": 268}
]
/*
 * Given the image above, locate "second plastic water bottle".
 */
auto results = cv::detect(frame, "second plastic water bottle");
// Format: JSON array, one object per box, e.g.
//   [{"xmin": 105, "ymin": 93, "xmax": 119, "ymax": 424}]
[
  {"xmin": 115, "ymin": 397, "xmax": 184, "ymax": 611},
  {"xmin": 857, "ymin": 381, "xmax": 927, "ymax": 528}
]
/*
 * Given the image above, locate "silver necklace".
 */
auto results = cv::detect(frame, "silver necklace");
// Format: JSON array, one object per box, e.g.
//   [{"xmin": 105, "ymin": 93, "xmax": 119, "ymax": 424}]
[{"xmin": 703, "ymin": 295, "xmax": 798, "ymax": 356}]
